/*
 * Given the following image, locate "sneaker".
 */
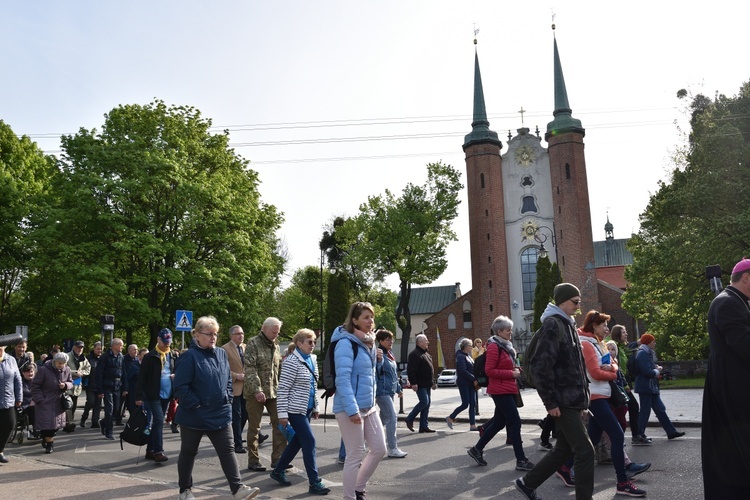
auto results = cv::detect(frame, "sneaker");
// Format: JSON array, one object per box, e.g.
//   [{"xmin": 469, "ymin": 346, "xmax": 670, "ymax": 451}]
[
  {"xmin": 668, "ymin": 431, "xmax": 686, "ymax": 440},
  {"xmin": 555, "ymin": 467, "xmax": 575, "ymax": 487},
  {"xmin": 355, "ymin": 491, "xmax": 367, "ymax": 500},
  {"xmin": 178, "ymin": 489, "xmax": 196, "ymax": 500},
  {"xmin": 247, "ymin": 463, "xmax": 266, "ymax": 472},
  {"xmin": 232, "ymin": 484, "xmax": 261, "ymax": 499},
  {"xmin": 631, "ymin": 435, "xmax": 652, "ymax": 446},
  {"xmin": 467, "ymin": 446, "xmax": 487, "ymax": 466},
  {"xmin": 513, "ymin": 478, "xmax": 542, "ymax": 500},
  {"xmin": 445, "ymin": 417, "xmax": 454, "ymax": 429},
  {"xmin": 616, "ymin": 481, "xmax": 647, "ymax": 497},
  {"xmin": 309, "ymin": 480, "xmax": 331, "ymax": 495},
  {"xmin": 270, "ymin": 469, "xmax": 292, "ymax": 487},
  {"xmin": 516, "ymin": 458, "xmax": 535, "ymax": 471},
  {"xmin": 538, "ymin": 442, "xmax": 553, "ymax": 452},
  {"xmin": 388, "ymin": 448, "xmax": 408, "ymax": 458},
  {"xmin": 625, "ymin": 462, "xmax": 651, "ymax": 479}
]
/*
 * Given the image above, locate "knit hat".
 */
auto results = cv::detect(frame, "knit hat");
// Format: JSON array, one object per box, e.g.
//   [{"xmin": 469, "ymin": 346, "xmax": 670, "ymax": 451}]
[
  {"xmin": 158, "ymin": 328, "xmax": 173, "ymax": 344},
  {"xmin": 640, "ymin": 333, "xmax": 655, "ymax": 345},
  {"xmin": 732, "ymin": 258, "xmax": 750, "ymax": 274},
  {"xmin": 554, "ymin": 283, "xmax": 581, "ymax": 305}
]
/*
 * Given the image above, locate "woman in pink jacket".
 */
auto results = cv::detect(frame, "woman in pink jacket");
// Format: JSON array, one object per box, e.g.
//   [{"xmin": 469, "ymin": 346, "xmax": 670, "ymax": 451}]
[{"xmin": 467, "ymin": 315, "xmax": 534, "ymax": 471}]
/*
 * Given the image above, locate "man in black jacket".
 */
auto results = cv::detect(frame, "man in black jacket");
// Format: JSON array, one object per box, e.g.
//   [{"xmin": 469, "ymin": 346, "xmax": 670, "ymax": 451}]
[
  {"xmin": 515, "ymin": 283, "xmax": 595, "ymax": 500},
  {"xmin": 405, "ymin": 334, "xmax": 436, "ymax": 433},
  {"xmin": 136, "ymin": 328, "xmax": 175, "ymax": 463},
  {"xmin": 95, "ymin": 338, "xmax": 124, "ymax": 440}
]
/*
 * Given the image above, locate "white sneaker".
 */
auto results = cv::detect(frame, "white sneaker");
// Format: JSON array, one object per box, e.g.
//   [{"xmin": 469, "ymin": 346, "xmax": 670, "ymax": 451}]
[
  {"xmin": 388, "ymin": 448, "xmax": 408, "ymax": 458},
  {"xmin": 177, "ymin": 490, "xmax": 196, "ymax": 500},
  {"xmin": 232, "ymin": 484, "xmax": 260, "ymax": 500}
]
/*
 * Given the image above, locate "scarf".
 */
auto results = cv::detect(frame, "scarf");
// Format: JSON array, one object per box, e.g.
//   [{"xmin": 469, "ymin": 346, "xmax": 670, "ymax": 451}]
[
  {"xmin": 492, "ymin": 335, "xmax": 517, "ymax": 360},
  {"xmin": 156, "ymin": 344, "xmax": 171, "ymax": 366}
]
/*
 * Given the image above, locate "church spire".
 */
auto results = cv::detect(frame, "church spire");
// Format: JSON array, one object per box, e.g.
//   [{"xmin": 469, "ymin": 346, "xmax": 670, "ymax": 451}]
[
  {"xmin": 545, "ymin": 29, "xmax": 585, "ymax": 139},
  {"xmin": 463, "ymin": 42, "xmax": 501, "ymax": 150}
]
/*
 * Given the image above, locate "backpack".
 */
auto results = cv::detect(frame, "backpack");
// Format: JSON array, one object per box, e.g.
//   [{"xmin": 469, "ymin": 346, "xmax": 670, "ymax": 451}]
[
  {"xmin": 472, "ymin": 338, "xmax": 499, "ymax": 387},
  {"xmin": 119, "ymin": 407, "xmax": 150, "ymax": 450},
  {"xmin": 321, "ymin": 338, "xmax": 359, "ymax": 398},
  {"xmin": 626, "ymin": 350, "xmax": 640, "ymax": 383},
  {"xmin": 523, "ymin": 316, "xmax": 566, "ymax": 389}
]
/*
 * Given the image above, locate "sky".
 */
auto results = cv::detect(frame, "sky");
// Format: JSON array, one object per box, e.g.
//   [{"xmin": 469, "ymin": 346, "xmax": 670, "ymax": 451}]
[{"xmin": 3, "ymin": 1, "xmax": 749, "ymax": 293}]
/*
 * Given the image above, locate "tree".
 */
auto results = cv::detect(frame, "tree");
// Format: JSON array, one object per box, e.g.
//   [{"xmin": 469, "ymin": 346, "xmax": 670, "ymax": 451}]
[
  {"xmin": 531, "ymin": 255, "xmax": 562, "ymax": 331},
  {"xmin": 22, "ymin": 101, "xmax": 284, "ymax": 349},
  {"xmin": 623, "ymin": 81, "xmax": 750, "ymax": 359},
  {"xmin": 0, "ymin": 121, "xmax": 55, "ymax": 333},
  {"xmin": 340, "ymin": 161, "xmax": 463, "ymax": 362},
  {"xmin": 276, "ymin": 265, "xmax": 330, "ymax": 341}
]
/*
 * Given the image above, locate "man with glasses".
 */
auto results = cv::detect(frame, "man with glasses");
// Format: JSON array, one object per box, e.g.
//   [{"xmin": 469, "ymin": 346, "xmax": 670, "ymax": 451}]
[
  {"xmin": 515, "ymin": 283, "xmax": 595, "ymax": 500},
  {"xmin": 243, "ymin": 317, "xmax": 286, "ymax": 472},
  {"xmin": 222, "ymin": 325, "xmax": 249, "ymax": 454}
]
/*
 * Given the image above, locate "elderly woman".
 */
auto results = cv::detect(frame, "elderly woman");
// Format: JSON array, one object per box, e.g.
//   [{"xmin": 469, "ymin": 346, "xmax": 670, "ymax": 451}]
[
  {"xmin": 31, "ymin": 352, "xmax": 73, "ymax": 453},
  {"xmin": 20, "ymin": 363, "xmax": 37, "ymax": 437},
  {"xmin": 0, "ymin": 344, "xmax": 23, "ymax": 463},
  {"xmin": 269, "ymin": 329, "xmax": 330, "ymax": 495},
  {"xmin": 173, "ymin": 316, "xmax": 260, "ymax": 500},
  {"xmin": 467, "ymin": 315, "xmax": 534, "ymax": 471},
  {"xmin": 375, "ymin": 329, "xmax": 407, "ymax": 458},
  {"xmin": 446, "ymin": 338, "xmax": 478, "ymax": 431}
]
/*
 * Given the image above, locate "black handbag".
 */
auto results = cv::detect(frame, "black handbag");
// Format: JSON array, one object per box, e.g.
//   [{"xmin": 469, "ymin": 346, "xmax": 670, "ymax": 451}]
[
  {"xmin": 608, "ymin": 380, "xmax": 629, "ymax": 408},
  {"xmin": 514, "ymin": 380, "xmax": 524, "ymax": 408},
  {"xmin": 61, "ymin": 393, "xmax": 74, "ymax": 410}
]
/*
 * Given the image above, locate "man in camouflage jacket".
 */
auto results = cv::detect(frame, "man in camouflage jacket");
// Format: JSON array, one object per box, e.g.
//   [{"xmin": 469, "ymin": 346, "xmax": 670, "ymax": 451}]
[{"xmin": 243, "ymin": 317, "xmax": 286, "ymax": 471}]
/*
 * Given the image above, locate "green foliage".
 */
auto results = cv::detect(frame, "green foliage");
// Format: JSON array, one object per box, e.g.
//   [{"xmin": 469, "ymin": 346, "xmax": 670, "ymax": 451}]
[
  {"xmin": 21, "ymin": 101, "xmax": 284, "ymax": 349},
  {"xmin": 276, "ymin": 265, "xmax": 329, "ymax": 341},
  {"xmin": 532, "ymin": 255, "xmax": 560, "ymax": 331},
  {"xmin": 338, "ymin": 161, "xmax": 463, "ymax": 361},
  {"xmin": 623, "ymin": 81, "xmax": 750, "ymax": 360},
  {"xmin": 0, "ymin": 121, "xmax": 56, "ymax": 332}
]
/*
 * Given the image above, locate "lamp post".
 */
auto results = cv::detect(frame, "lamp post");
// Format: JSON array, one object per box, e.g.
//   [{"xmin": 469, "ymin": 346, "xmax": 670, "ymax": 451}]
[{"xmin": 533, "ymin": 224, "xmax": 558, "ymax": 262}]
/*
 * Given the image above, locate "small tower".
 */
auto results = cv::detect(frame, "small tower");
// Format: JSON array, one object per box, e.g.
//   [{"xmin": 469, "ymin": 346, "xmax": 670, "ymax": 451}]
[
  {"xmin": 545, "ymin": 26, "xmax": 601, "ymax": 313},
  {"xmin": 462, "ymin": 39, "xmax": 511, "ymax": 336}
]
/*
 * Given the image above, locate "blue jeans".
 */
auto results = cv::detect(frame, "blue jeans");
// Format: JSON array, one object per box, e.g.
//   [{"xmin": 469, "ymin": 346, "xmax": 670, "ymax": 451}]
[
  {"xmin": 407, "ymin": 387, "xmax": 431, "ymax": 430},
  {"xmin": 476, "ymin": 394, "xmax": 526, "ymax": 461},
  {"xmin": 376, "ymin": 394, "xmax": 399, "ymax": 450},
  {"xmin": 338, "ymin": 439, "xmax": 346, "ymax": 461},
  {"xmin": 144, "ymin": 398, "xmax": 170, "ymax": 453},
  {"xmin": 231, "ymin": 393, "xmax": 247, "ymax": 449},
  {"xmin": 638, "ymin": 392, "xmax": 677, "ymax": 436},
  {"xmin": 449, "ymin": 384, "xmax": 476, "ymax": 426},
  {"xmin": 588, "ymin": 398, "xmax": 627, "ymax": 483},
  {"xmin": 102, "ymin": 389, "xmax": 120, "ymax": 437},
  {"xmin": 273, "ymin": 409, "xmax": 321, "ymax": 485}
]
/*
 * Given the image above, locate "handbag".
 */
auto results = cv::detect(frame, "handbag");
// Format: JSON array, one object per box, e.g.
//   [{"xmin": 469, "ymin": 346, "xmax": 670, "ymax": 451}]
[
  {"xmin": 61, "ymin": 393, "xmax": 74, "ymax": 410},
  {"xmin": 514, "ymin": 380, "xmax": 524, "ymax": 408},
  {"xmin": 608, "ymin": 380, "xmax": 629, "ymax": 408}
]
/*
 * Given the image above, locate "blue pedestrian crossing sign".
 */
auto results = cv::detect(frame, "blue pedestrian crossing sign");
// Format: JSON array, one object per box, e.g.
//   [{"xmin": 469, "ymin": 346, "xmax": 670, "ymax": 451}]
[{"xmin": 176, "ymin": 310, "xmax": 193, "ymax": 331}]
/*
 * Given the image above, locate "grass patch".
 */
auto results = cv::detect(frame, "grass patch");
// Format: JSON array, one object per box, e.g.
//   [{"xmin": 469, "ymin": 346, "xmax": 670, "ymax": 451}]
[{"xmin": 659, "ymin": 377, "xmax": 705, "ymax": 389}]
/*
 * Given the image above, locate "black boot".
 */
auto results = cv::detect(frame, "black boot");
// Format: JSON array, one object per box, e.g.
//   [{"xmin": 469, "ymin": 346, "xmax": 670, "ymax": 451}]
[
  {"xmin": 80, "ymin": 416, "xmax": 87, "ymax": 428},
  {"xmin": 45, "ymin": 442, "xmax": 53, "ymax": 454}
]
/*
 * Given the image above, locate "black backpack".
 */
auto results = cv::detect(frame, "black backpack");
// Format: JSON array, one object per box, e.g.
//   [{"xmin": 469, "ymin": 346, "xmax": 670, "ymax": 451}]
[
  {"xmin": 120, "ymin": 407, "xmax": 150, "ymax": 449},
  {"xmin": 473, "ymin": 339, "xmax": 499, "ymax": 387},
  {"xmin": 626, "ymin": 349, "xmax": 640, "ymax": 383},
  {"xmin": 321, "ymin": 338, "xmax": 358, "ymax": 398},
  {"xmin": 523, "ymin": 316, "xmax": 565, "ymax": 389}
]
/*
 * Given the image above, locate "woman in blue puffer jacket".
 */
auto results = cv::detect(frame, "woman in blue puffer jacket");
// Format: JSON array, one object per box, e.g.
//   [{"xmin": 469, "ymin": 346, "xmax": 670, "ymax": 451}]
[{"xmin": 332, "ymin": 301, "xmax": 387, "ymax": 500}]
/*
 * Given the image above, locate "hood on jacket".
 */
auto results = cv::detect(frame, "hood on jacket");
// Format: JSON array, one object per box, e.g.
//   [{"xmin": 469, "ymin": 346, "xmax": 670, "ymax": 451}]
[
  {"xmin": 330, "ymin": 325, "xmax": 370, "ymax": 351},
  {"xmin": 540, "ymin": 302, "xmax": 576, "ymax": 326}
]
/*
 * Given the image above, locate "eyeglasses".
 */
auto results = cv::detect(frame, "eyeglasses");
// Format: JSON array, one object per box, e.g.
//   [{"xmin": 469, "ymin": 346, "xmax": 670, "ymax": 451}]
[
  {"xmin": 198, "ymin": 331, "xmax": 218, "ymax": 337},
  {"xmin": 303, "ymin": 340, "xmax": 316, "ymax": 346},
  {"xmin": 231, "ymin": 331, "xmax": 244, "ymax": 336},
  {"xmin": 571, "ymin": 299, "xmax": 581, "ymax": 305}
]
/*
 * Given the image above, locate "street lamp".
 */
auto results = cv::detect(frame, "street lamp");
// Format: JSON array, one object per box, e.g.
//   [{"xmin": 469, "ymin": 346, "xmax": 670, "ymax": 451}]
[{"xmin": 534, "ymin": 224, "xmax": 557, "ymax": 262}]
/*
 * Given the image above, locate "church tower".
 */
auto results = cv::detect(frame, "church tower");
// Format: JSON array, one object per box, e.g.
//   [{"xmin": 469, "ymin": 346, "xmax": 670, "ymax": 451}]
[
  {"xmin": 545, "ymin": 28, "xmax": 601, "ymax": 312},
  {"xmin": 462, "ymin": 41, "xmax": 511, "ymax": 336}
]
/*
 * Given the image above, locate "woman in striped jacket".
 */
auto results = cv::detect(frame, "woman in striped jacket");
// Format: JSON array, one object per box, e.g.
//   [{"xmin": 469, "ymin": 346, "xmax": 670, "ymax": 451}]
[{"xmin": 269, "ymin": 329, "xmax": 330, "ymax": 495}]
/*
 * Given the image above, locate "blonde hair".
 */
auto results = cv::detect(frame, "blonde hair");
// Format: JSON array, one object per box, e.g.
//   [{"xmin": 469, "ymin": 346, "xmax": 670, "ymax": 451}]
[
  {"xmin": 193, "ymin": 316, "xmax": 220, "ymax": 334},
  {"xmin": 293, "ymin": 328, "xmax": 316, "ymax": 344}
]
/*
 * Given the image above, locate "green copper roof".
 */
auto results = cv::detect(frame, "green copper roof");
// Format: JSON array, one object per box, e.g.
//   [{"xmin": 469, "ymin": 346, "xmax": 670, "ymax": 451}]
[
  {"xmin": 546, "ymin": 37, "xmax": 585, "ymax": 139},
  {"xmin": 463, "ymin": 50, "xmax": 502, "ymax": 150}
]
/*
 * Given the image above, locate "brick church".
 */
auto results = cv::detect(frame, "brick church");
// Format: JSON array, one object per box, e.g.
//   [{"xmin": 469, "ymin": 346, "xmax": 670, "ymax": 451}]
[{"xmin": 415, "ymin": 30, "xmax": 641, "ymax": 369}]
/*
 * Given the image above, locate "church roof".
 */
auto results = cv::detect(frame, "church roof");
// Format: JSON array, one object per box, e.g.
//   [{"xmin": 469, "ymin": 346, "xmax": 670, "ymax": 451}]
[
  {"xmin": 400, "ymin": 284, "xmax": 461, "ymax": 315},
  {"xmin": 463, "ymin": 48, "xmax": 502, "ymax": 150},
  {"xmin": 546, "ymin": 35, "xmax": 585, "ymax": 139},
  {"xmin": 594, "ymin": 238, "xmax": 633, "ymax": 267}
]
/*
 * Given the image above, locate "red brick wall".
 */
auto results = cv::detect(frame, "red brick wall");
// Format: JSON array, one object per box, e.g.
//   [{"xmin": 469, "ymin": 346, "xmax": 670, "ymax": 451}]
[{"xmin": 422, "ymin": 291, "xmax": 478, "ymax": 370}]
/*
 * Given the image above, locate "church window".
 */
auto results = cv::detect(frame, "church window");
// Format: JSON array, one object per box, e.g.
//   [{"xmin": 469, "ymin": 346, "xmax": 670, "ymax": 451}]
[
  {"xmin": 486, "ymin": 209, "xmax": 488, "ymax": 216},
  {"xmin": 521, "ymin": 175, "xmax": 533, "ymax": 187},
  {"xmin": 447, "ymin": 313, "xmax": 456, "ymax": 330},
  {"xmin": 480, "ymin": 173, "xmax": 485, "ymax": 188},
  {"xmin": 462, "ymin": 300, "xmax": 472, "ymax": 328},
  {"xmin": 565, "ymin": 163, "xmax": 571, "ymax": 179},
  {"xmin": 489, "ymin": 280, "xmax": 492, "ymax": 288},
  {"xmin": 521, "ymin": 195, "xmax": 538, "ymax": 214},
  {"xmin": 489, "ymin": 304, "xmax": 493, "ymax": 312},
  {"xmin": 521, "ymin": 247, "xmax": 539, "ymax": 310}
]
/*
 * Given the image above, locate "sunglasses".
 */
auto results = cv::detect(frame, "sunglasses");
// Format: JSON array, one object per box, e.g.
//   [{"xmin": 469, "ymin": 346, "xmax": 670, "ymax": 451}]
[{"xmin": 571, "ymin": 299, "xmax": 581, "ymax": 305}]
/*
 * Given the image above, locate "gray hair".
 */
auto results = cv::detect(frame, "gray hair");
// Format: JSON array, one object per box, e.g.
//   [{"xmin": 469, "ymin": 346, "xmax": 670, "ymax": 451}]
[
  {"xmin": 111, "ymin": 338, "xmax": 123, "ymax": 347},
  {"xmin": 415, "ymin": 334, "xmax": 427, "ymax": 344},
  {"xmin": 262, "ymin": 317, "xmax": 282, "ymax": 331},
  {"xmin": 460, "ymin": 338, "xmax": 473, "ymax": 350},
  {"xmin": 53, "ymin": 352, "xmax": 69, "ymax": 363},
  {"xmin": 490, "ymin": 315, "xmax": 513, "ymax": 334}
]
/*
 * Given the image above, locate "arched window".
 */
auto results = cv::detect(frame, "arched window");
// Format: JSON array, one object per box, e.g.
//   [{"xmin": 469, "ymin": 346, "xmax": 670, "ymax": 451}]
[
  {"xmin": 462, "ymin": 300, "xmax": 472, "ymax": 328},
  {"xmin": 521, "ymin": 175, "xmax": 533, "ymax": 187},
  {"xmin": 447, "ymin": 313, "xmax": 456, "ymax": 330},
  {"xmin": 521, "ymin": 247, "xmax": 539, "ymax": 310},
  {"xmin": 521, "ymin": 195, "xmax": 538, "ymax": 214}
]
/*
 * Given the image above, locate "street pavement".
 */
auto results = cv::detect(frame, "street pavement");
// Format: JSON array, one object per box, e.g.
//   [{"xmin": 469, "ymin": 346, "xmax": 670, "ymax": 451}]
[{"xmin": 0, "ymin": 388, "xmax": 703, "ymax": 499}]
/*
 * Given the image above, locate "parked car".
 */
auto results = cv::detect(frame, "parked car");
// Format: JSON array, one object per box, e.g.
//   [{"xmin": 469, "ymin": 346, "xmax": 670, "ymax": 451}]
[
  {"xmin": 400, "ymin": 370, "xmax": 410, "ymax": 388},
  {"xmin": 437, "ymin": 369, "xmax": 457, "ymax": 387}
]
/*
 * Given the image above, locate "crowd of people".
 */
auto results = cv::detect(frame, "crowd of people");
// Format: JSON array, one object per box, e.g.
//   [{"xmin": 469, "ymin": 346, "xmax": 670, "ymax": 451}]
[{"xmin": 0, "ymin": 286, "xmax": 699, "ymax": 499}]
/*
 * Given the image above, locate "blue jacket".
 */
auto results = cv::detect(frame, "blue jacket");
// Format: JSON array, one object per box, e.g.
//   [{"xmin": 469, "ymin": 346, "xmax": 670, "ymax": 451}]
[
  {"xmin": 0, "ymin": 355, "xmax": 22, "ymax": 410},
  {"xmin": 376, "ymin": 348, "xmax": 401, "ymax": 397},
  {"xmin": 173, "ymin": 340, "xmax": 233, "ymax": 431},
  {"xmin": 95, "ymin": 348, "xmax": 124, "ymax": 394},
  {"xmin": 331, "ymin": 326, "xmax": 377, "ymax": 416},
  {"xmin": 634, "ymin": 344, "xmax": 660, "ymax": 395},
  {"xmin": 455, "ymin": 349, "xmax": 476, "ymax": 387}
]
